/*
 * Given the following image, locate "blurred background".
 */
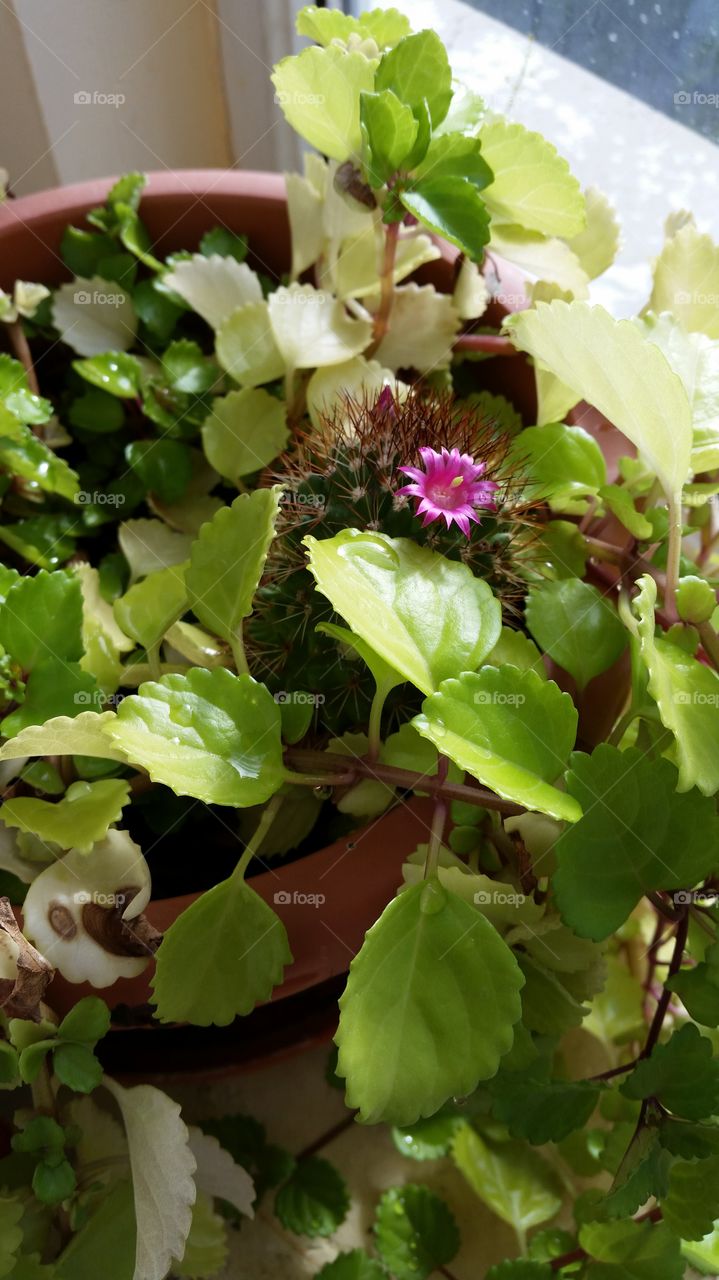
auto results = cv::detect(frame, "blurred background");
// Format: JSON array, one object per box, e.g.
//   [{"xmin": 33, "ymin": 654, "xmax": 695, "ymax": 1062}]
[{"xmin": 1, "ymin": 0, "xmax": 718, "ymax": 314}]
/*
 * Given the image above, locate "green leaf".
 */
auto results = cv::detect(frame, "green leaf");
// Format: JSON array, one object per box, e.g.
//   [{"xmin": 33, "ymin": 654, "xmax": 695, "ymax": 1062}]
[
  {"xmin": 552, "ymin": 746, "xmax": 719, "ymax": 940},
  {"xmin": 161, "ymin": 340, "xmax": 218, "ymax": 395},
  {"xmin": 484, "ymin": 627, "xmax": 548, "ymax": 679},
  {"xmin": 317, "ymin": 621, "xmax": 403, "ymax": 697},
  {"xmin": 304, "ymin": 530, "xmax": 501, "ymax": 696},
  {"xmin": 600, "ymin": 484, "xmax": 654, "ymax": 540},
  {"xmin": 173, "ymin": 1191, "xmax": 228, "ymax": 1279},
  {"xmin": 0, "ymin": 1041, "xmax": 19, "ymax": 1085},
  {"xmin": 317, "ymin": 1252, "xmax": 386, "ymax": 1280},
  {"xmin": 186, "ymin": 488, "xmax": 280, "ymax": 654},
  {"xmin": 374, "ymin": 1184, "xmax": 459, "ymax": 1280},
  {"xmin": 54, "ymin": 1180, "xmax": 136, "ymax": 1280},
  {"xmin": 392, "ymin": 1107, "xmax": 464, "ymax": 1161},
  {"xmin": 375, "ymin": 30, "xmax": 452, "ymax": 128},
  {"xmin": 125, "ymin": 439, "xmax": 192, "ymax": 504},
  {"xmin": 667, "ymin": 941, "xmax": 719, "ymax": 1025},
  {"xmin": 507, "ymin": 302, "xmax": 693, "ymax": 499},
  {"xmin": 335, "ymin": 878, "xmax": 523, "ymax": 1124},
  {"xmin": 0, "ymin": 570, "xmax": 82, "ymax": 669},
  {"xmin": 400, "ymin": 177, "xmax": 490, "ymax": 261},
  {"xmin": 68, "ymin": 386, "xmax": 124, "ymax": 434},
  {"xmin": 134, "ymin": 278, "xmax": 182, "ymax": 342},
  {"xmin": 1, "ymin": 660, "xmax": 98, "ymax": 737},
  {"xmin": 52, "ymin": 1042, "xmax": 103, "ymax": 1093},
  {"xmin": 151, "ymin": 873, "xmax": 292, "ymax": 1024},
  {"xmin": 518, "ymin": 954, "xmax": 588, "ymax": 1035},
  {"xmin": 1, "ymin": 779, "xmax": 130, "ymax": 854},
  {"xmin": 631, "ymin": 573, "xmax": 719, "ymax": 795},
  {"xmin": 200, "ymin": 1113, "xmax": 293, "ymax": 1205},
  {"xmin": 579, "ymin": 1219, "xmax": 684, "ymax": 1280},
  {"xmin": 58, "ymin": 996, "xmax": 111, "ymax": 1044},
  {"xmin": 60, "ymin": 225, "xmax": 116, "ymax": 276},
  {"xmin": 413, "ymin": 667, "xmax": 580, "ymax": 821},
  {"xmin": 662, "ymin": 1154, "xmax": 719, "ymax": 1240},
  {"xmin": 635, "ymin": 312, "xmax": 719, "ymax": 473},
  {"xmin": 199, "ymin": 226, "xmax": 248, "ymax": 263},
  {"xmin": 620, "ymin": 1024, "xmax": 719, "ymax": 1121},
  {"xmin": 202, "ymin": 389, "xmax": 288, "ymax": 485},
  {"xmin": 452, "ymin": 1124, "xmax": 562, "ymax": 1236},
  {"xmin": 106, "ymin": 668, "xmax": 284, "ymax": 806},
  {"xmin": 479, "ymin": 117, "xmax": 585, "ymax": 238},
  {"xmin": 33, "ymin": 1158, "xmax": 76, "ymax": 1206},
  {"xmin": 413, "ymin": 132, "xmax": 494, "ymax": 188},
  {"xmin": 525, "ymin": 579, "xmax": 627, "ymax": 689},
  {"xmin": 491, "ymin": 1073, "xmax": 601, "ymax": 1144},
  {"xmin": 595, "ymin": 1127, "xmax": 671, "ymax": 1221},
  {"xmin": 271, "ymin": 44, "xmax": 376, "ymax": 161},
  {"xmin": 486, "ymin": 1265, "xmax": 552, "ymax": 1280},
  {"xmin": 511, "ymin": 423, "xmax": 607, "ymax": 514},
  {"xmin": 360, "ymin": 89, "xmax": 419, "ymax": 186},
  {"xmin": 113, "ymin": 563, "xmax": 188, "ymax": 652},
  {"xmin": 0, "ymin": 711, "xmax": 127, "ymax": 763},
  {"xmin": 72, "ymin": 351, "xmax": 142, "ymax": 398},
  {"xmin": 19, "ymin": 1041, "xmax": 55, "ymax": 1084},
  {"xmin": 0, "ymin": 416, "xmax": 79, "ymax": 500},
  {"xmin": 275, "ymin": 1157, "xmax": 349, "ymax": 1238},
  {"xmin": 675, "ymin": 575, "xmax": 717, "ymax": 626}
]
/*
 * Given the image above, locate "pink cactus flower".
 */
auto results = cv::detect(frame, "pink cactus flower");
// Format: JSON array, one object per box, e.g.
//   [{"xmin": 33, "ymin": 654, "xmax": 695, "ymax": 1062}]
[{"xmin": 397, "ymin": 446, "xmax": 498, "ymax": 537}]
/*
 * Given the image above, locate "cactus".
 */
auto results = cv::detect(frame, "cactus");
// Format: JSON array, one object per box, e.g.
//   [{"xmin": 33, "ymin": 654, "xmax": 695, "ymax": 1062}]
[{"xmin": 246, "ymin": 390, "xmax": 539, "ymax": 735}]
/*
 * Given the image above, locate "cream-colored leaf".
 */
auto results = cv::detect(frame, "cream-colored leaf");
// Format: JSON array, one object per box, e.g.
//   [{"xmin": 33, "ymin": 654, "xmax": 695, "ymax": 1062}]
[
  {"xmin": 215, "ymin": 300, "xmax": 285, "ymax": 387},
  {"xmin": 490, "ymin": 226, "xmax": 589, "ymax": 297},
  {"xmin": 268, "ymin": 283, "xmax": 372, "ymax": 370},
  {"xmin": 480, "ymin": 116, "xmax": 586, "ymax": 238},
  {"xmin": 0, "ymin": 711, "xmax": 128, "ymax": 762},
  {"xmin": 636, "ymin": 311, "xmax": 719, "ymax": 474},
  {"xmin": 51, "ymin": 277, "xmax": 137, "ymax": 356},
  {"xmin": 187, "ymin": 1128, "xmax": 254, "ymax": 1219},
  {"xmin": 104, "ymin": 1076, "xmax": 196, "ymax": 1280},
  {"xmin": 453, "ymin": 257, "xmax": 490, "ymax": 320},
  {"xmin": 507, "ymin": 300, "xmax": 693, "ymax": 497},
  {"xmin": 119, "ymin": 519, "xmax": 193, "ymax": 582},
  {"xmin": 567, "ymin": 186, "xmax": 620, "ymax": 279},
  {"xmin": 649, "ymin": 223, "xmax": 719, "ymax": 339},
  {"xmin": 285, "ymin": 171, "xmax": 324, "ymax": 279},
  {"xmin": 306, "ymin": 357, "xmax": 400, "ymax": 429},
  {"xmin": 333, "ymin": 227, "xmax": 440, "ymax": 300},
  {"xmin": 202, "ymin": 387, "xmax": 288, "ymax": 483},
  {"xmin": 163, "ymin": 255, "xmax": 262, "ymax": 329},
  {"xmin": 375, "ymin": 283, "xmax": 460, "ymax": 372}
]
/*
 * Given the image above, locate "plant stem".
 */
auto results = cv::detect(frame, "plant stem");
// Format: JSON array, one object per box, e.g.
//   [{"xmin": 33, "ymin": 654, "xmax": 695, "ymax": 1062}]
[
  {"xmin": 235, "ymin": 793, "xmax": 284, "ymax": 880},
  {"xmin": 146, "ymin": 640, "xmax": 162, "ymax": 681},
  {"xmin": 7, "ymin": 320, "xmax": 40, "ymax": 394},
  {"xmin": 295, "ymin": 1111, "xmax": 357, "ymax": 1162},
  {"xmin": 370, "ymin": 220, "xmax": 400, "ymax": 348},
  {"xmin": 424, "ymin": 758, "xmax": 448, "ymax": 879},
  {"xmin": 231, "ymin": 629, "xmax": 249, "ymax": 676},
  {"xmin": 607, "ymin": 707, "xmax": 637, "ymax": 748},
  {"xmin": 284, "ymin": 748, "xmax": 525, "ymax": 815},
  {"xmin": 452, "ymin": 332, "xmax": 517, "ymax": 357},
  {"xmin": 367, "ymin": 683, "xmax": 389, "ymax": 763},
  {"xmin": 698, "ymin": 620, "xmax": 719, "ymax": 672},
  {"xmin": 642, "ymin": 907, "xmax": 689, "ymax": 1059},
  {"xmin": 664, "ymin": 493, "xmax": 683, "ymax": 623}
]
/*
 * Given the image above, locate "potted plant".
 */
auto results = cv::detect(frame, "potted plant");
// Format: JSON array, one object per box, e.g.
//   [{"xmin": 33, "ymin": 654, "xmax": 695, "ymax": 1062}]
[{"xmin": 1, "ymin": 4, "xmax": 719, "ymax": 1276}]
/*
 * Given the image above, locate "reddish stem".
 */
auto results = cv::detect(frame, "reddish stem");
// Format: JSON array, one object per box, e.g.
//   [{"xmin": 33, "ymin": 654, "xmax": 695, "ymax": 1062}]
[{"xmin": 452, "ymin": 332, "xmax": 517, "ymax": 357}]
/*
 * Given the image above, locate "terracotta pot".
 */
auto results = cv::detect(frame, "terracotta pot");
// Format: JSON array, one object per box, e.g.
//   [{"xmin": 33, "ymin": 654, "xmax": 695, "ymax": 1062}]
[{"xmin": 0, "ymin": 171, "xmax": 619, "ymax": 1066}]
